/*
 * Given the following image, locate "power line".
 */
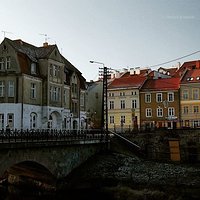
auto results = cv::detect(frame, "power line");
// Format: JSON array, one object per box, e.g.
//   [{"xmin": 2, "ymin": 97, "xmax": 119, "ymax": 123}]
[{"xmin": 149, "ymin": 50, "xmax": 200, "ymax": 68}]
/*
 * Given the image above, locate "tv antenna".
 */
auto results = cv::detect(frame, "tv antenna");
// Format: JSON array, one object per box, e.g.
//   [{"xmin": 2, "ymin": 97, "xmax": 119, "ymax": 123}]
[
  {"xmin": 39, "ymin": 33, "xmax": 50, "ymax": 43},
  {"xmin": 2, "ymin": 30, "xmax": 13, "ymax": 38}
]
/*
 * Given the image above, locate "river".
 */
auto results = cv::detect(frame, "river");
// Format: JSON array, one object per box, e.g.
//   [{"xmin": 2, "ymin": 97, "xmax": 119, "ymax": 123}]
[{"xmin": 0, "ymin": 186, "xmax": 113, "ymax": 200}]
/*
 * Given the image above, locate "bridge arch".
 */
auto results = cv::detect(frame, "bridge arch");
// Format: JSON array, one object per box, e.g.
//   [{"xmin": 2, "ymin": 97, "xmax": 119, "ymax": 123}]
[
  {"xmin": 0, "ymin": 156, "xmax": 57, "ymax": 179},
  {"xmin": 3, "ymin": 160, "xmax": 55, "ymax": 180}
]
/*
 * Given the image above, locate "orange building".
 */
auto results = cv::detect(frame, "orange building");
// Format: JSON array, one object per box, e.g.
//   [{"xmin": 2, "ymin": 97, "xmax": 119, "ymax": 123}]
[{"xmin": 140, "ymin": 76, "xmax": 180, "ymax": 130}]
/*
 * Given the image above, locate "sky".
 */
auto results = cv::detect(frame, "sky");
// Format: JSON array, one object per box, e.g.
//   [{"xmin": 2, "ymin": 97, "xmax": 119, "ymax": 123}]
[{"xmin": 0, "ymin": 0, "xmax": 200, "ymax": 81}]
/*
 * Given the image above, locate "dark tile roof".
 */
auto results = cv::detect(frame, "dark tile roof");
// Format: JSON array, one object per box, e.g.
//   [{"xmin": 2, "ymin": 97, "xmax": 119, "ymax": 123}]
[{"xmin": 5, "ymin": 37, "xmax": 56, "ymax": 62}]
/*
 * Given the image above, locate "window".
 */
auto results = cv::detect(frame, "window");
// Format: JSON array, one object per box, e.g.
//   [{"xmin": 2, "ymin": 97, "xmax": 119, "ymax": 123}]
[
  {"xmin": 157, "ymin": 107, "xmax": 163, "ymax": 117},
  {"xmin": 110, "ymin": 116, "xmax": 114, "ymax": 124},
  {"xmin": 182, "ymin": 90, "xmax": 189, "ymax": 100},
  {"xmin": 109, "ymin": 93, "xmax": 114, "ymax": 97},
  {"xmin": 48, "ymin": 115, "xmax": 53, "ymax": 129},
  {"xmin": 0, "ymin": 114, "xmax": 4, "ymax": 129},
  {"xmin": 146, "ymin": 108, "xmax": 152, "ymax": 117},
  {"xmin": 6, "ymin": 57, "xmax": 11, "ymax": 69},
  {"xmin": 183, "ymin": 106, "xmax": 189, "ymax": 114},
  {"xmin": 131, "ymin": 91, "xmax": 137, "ymax": 95},
  {"xmin": 0, "ymin": 58, "xmax": 4, "ymax": 70},
  {"xmin": 109, "ymin": 101, "xmax": 114, "ymax": 109},
  {"xmin": 7, "ymin": 113, "xmax": 14, "ymax": 128},
  {"xmin": 193, "ymin": 120, "xmax": 200, "ymax": 128},
  {"xmin": 120, "ymin": 92, "xmax": 125, "ymax": 96},
  {"xmin": 120, "ymin": 100, "xmax": 125, "ymax": 109},
  {"xmin": 8, "ymin": 81, "xmax": 14, "ymax": 97},
  {"xmin": 132, "ymin": 99, "xmax": 137, "ymax": 109},
  {"xmin": 145, "ymin": 93, "xmax": 151, "ymax": 103},
  {"xmin": 30, "ymin": 83, "xmax": 36, "ymax": 99},
  {"xmin": 53, "ymin": 65, "xmax": 57, "ymax": 76},
  {"xmin": 193, "ymin": 106, "xmax": 199, "ymax": 113},
  {"xmin": 0, "ymin": 81, "xmax": 5, "ymax": 97},
  {"xmin": 72, "ymin": 101, "xmax": 78, "ymax": 114},
  {"xmin": 49, "ymin": 65, "xmax": 53, "ymax": 76},
  {"xmin": 64, "ymin": 89, "xmax": 67, "ymax": 104},
  {"xmin": 168, "ymin": 92, "xmax": 174, "ymax": 102},
  {"xmin": 156, "ymin": 93, "xmax": 162, "ymax": 102},
  {"xmin": 30, "ymin": 113, "xmax": 37, "ymax": 129},
  {"xmin": 31, "ymin": 63, "xmax": 36, "ymax": 74},
  {"xmin": 80, "ymin": 93, "xmax": 85, "ymax": 106},
  {"xmin": 120, "ymin": 116, "xmax": 125, "ymax": 124},
  {"xmin": 193, "ymin": 89, "xmax": 199, "ymax": 100},
  {"xmin": 52, "ymin": 87, "xmax": 60, "ymax": 101},
  {"xmin": 168, "ymin": 107, "xmax": 175, "ymax": 116}
]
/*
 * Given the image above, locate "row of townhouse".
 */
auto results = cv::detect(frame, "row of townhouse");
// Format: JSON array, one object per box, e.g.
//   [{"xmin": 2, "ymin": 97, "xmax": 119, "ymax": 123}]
[
  {"xmin": 107, "ymin": 60, "xmax": 200, "ymax": 131},
  {"xmin": 0, "ymin": 38, "xmax": 87, "ymax": 130}
]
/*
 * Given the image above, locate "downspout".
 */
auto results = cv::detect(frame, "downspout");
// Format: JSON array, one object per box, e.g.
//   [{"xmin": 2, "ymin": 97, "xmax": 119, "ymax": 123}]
[{"xmin": 21, "ymin": 74, "xmax": 24, "ymax": 130}]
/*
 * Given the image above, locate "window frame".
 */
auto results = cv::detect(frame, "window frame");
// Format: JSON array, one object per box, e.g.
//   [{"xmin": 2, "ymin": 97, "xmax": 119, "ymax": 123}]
[
  {"xmin": 168, "ymin": 107, "xmax": 175, "ymax": 117},
  {"xmin": 8, "ymin": 80, "xmax": 14, "ymax": 97},
  {"xmin": 157, "ymin": 107, "xmax": 163, "ymax": 117},
  {"xmin": 156, "ymin": 93, "xmax": 162, "ymax": 103},
  {"xmin": 30, "ymin": 83, "xmax": 36, "ymax": 99},
  {"xmin": 109, "ymin": 100, "xmax": 114, "ymax": 109},
  {"xmin": 145, "ymin": 93, "xmax": 151, "ymax": 103},
  {"xmin": 168, "ymin": 92, "xmax": 174, "ymax": 102},
  {"xmin": 146, "ymin": 108, "xmax": 152, "ymax": 117},
  {"xmin": 120, "ymin": 100, "xmax": 125, "ymax": 109}
]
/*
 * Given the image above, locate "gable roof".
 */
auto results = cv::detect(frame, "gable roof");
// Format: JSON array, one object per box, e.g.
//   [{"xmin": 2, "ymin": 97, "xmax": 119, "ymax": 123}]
[
  {"xmin": 5, "ymin": 37, "xmax": 56, "ymax": 62},
  {"xmin": 108, "ymin": 74, "xmax": 146, "ymax": 89},
  {"xmin": 174, "ymin": 60, "xmax": 200, "ymax": 77},
  {"xmin": 141, "ymin": 77, "xmax": 180, "ymax": 91},
  {"xmin": 181, "ymin": 69, "xmax": 200, "ymax": 84}
]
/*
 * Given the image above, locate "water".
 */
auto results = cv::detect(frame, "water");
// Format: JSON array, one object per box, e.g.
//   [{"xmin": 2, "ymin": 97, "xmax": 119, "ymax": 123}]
[{"xmin": 0, "ymin": 186, "xmax": 113, "ymax": 200}]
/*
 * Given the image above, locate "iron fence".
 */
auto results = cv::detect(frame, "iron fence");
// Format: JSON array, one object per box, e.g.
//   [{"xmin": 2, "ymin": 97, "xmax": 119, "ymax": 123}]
[{"xmin": 0, "ymin": 129, "xmax": 107, "ymax": 143}]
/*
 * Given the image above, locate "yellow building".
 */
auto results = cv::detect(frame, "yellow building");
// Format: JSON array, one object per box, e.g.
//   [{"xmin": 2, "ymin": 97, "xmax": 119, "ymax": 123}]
[
  {"xmin": 180, "ymin": 68, "xmax": 200, "ymax": 128},
  {"xmin": 107, "ymin": 71, "xmax": 146, "ymax": 132}
]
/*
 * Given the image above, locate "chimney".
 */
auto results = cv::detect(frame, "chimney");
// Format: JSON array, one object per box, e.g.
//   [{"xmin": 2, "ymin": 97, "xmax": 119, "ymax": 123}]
[
  {"xmin": 43, "ymin": 42, "xmax": 48, "ymax": 47},
  {"xmin": 130, "ymin": 68, "xmax": 135, "ymax": 75},
  {"xmin": 115, "ymin": 70, "xmax": 120, "ymax": 78},
  {"xmin": 135, "ymin": 67, "xmax": 140, "ymax": 74}
]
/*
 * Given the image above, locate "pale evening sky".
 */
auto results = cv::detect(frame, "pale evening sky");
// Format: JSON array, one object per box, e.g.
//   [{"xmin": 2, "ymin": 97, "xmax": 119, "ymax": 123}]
[{"xmin": 0, "ymin": 0, "xmax": 200, "ymax": 81}]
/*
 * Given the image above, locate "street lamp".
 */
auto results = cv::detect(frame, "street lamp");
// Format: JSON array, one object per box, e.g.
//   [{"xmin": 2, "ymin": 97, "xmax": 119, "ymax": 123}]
[{"xmin": 89, "ymin": 60, "xmax": 108, "ymax": 132}]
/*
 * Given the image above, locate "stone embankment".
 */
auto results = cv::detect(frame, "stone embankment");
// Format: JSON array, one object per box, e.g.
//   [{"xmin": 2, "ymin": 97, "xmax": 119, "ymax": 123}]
[{"xmin": 63, "ymin": 152, "xmax": 200, "ymax": 199}]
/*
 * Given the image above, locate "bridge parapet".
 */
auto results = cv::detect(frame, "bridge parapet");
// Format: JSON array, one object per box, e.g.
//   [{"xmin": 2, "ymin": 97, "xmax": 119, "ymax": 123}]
[{"xmin": 0, "ymin": 129, "xmax": 106, "ymax": 144}]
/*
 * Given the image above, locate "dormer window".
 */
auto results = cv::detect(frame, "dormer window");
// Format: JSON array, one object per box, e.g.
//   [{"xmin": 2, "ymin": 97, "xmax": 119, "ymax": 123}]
[
  {"xmin": 31, "ymin": 63, "xmax": 36, "ymax": 74},
  {"xmin": 187, "ymin": 77, "xmax": 194, "ymax": 81},
  {"xmin": 196, "ymin": 76, "xmax": 200, "ymax": 80}
]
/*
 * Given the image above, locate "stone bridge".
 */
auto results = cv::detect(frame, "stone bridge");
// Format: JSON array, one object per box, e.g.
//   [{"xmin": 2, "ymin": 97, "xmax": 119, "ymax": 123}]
[{"xmin": 0, "ymin": 129, "xmax": 107, "ymax": 179}]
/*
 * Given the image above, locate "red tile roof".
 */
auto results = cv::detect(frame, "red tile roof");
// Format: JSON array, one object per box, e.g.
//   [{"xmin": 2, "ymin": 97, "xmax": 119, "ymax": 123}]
[
  {"xmin": 181, "ymin": 69, "xmax": 200, "ymax": 84},
  {"xmin": 141, "ymin": 77, "xmax": 180, "ymax": 91},
  {"xmin": 108, "ymin": 75, "xmax": 146, "ymax": 89},
  {"xmin": 175, "ymin": 60, "xmax": 200, "ymax": 77}
]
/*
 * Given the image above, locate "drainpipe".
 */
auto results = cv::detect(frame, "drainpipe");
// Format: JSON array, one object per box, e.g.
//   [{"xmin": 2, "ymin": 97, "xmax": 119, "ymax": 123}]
[{"xmin": 21, "ymin": 75, "xmax": 24, "ymax": 130}]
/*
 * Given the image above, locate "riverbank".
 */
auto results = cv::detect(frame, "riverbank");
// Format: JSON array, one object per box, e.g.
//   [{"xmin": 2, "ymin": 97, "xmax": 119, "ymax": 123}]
[
  {"xmin": 1, "ymin": 151, "xmax": 200, "ymax": 199},
  {"xmin": 60, "ymin": 151, "xmax": 200, "ymax": 199}
]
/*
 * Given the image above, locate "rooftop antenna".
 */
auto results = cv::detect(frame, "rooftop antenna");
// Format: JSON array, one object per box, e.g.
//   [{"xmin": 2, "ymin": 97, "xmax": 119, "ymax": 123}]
[
  {"xmin": 39, "ymin": 33, "xmax": 50, "ymax": 43},
  {"xmin": 2, "ymin": 30, "xmax": 13, "ymax": 38}
]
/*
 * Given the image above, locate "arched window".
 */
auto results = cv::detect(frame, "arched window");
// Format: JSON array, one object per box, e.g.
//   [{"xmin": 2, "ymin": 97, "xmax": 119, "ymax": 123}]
[
  {"xmin": 30, "ymin": 113, "xmax": 37, "ymax": 129},
  {"xmin": 48, "ymin": 114, "xmax": 53, "ymax": 129}
]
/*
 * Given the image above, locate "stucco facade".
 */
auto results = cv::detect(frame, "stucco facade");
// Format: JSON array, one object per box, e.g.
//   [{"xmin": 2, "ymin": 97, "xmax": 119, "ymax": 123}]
[{"xmin": 0, "ymin": 38, "xmax": 86, "ymax": 130}]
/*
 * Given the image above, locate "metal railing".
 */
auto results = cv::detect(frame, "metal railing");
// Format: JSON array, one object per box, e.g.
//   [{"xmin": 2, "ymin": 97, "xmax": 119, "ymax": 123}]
[{"xmin": 0, "ymin": 129, "xmax": 107, "ymax": 143}]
